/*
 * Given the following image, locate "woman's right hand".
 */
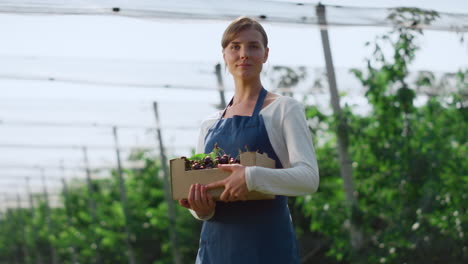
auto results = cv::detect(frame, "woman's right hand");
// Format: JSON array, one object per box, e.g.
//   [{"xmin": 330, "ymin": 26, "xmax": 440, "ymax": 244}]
[{"xmin": 179, "ymin": 183, "xmax": 216, "ymax": 218}]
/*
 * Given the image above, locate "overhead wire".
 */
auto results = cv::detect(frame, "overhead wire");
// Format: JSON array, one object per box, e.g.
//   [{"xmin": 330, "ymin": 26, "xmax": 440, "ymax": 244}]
[
  {"xmin": 0, "ymin": 119, "xmax": 198, "ymax": 130},
  {"xmin": 0, "ymin": 74, "xmax": 218, "ymax": 91},
  {"xmin": 0, "ymin": 1, "xmax": 466, "ymax": 31},
  {"xmin": 0, "ymin": 163, "xmax": 146, "ymax": 170}
]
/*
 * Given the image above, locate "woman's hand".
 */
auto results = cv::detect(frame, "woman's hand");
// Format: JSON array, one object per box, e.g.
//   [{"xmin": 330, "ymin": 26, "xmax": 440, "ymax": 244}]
[
  {"xmin": 206, "ymin": 164, "xmax": 249, "ymax": 202},
  {"xmin": 179, "ymin": 183, "xmax": 216, "ymax": 218}
]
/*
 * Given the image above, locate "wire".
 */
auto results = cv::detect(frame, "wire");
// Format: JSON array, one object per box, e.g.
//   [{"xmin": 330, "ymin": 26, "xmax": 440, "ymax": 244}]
[
  {"xmin": 0, "ymin": 119, "xmax": 199, "ymax": 130},
  {"xmin": 0, "ymin": 164, "xmax": 146, "ymax": 170},
  {"xmin": 2, "ymin": 176, "xmax": 88, "ymax": 181},
  {"xmin": 0, "ymin": 74, "xmax": 219, "ymax": 91},
  {"xmin": 0, "ymin": 1, "xmax": 466, "ymax": 32},
  {"xmin": 0, "ymin": 143, "xmax": 156, "ymax": 150},
  {"xmin": 0, "ymin": 98, "xmax": 214, "ymax": 106}
]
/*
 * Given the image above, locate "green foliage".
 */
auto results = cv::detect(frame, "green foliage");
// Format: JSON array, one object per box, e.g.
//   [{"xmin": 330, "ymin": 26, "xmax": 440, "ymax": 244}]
[
  {"xmin": 0, "ymin": 152, "xmax": 201, "ymax": 264},
  {"xmin": 188, "ymin": 144, "xmax": 228, "ymax": 161},
  {"xmin": 294, "ymin": 7, "xmax": 467, "ymax": 264},
  {"xmin": 267, "ymin": 65, "xmax": 308, "ymax": 96},
  {"xmin": 0, "ymin": 8, "xmax": 466, "ymax": 263}
]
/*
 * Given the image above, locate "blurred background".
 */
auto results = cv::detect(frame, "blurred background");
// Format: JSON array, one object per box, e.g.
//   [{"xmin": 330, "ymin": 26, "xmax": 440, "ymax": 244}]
[{"xmin": 0, "ymin": 0, "xmax": 466, "ymax": 263}]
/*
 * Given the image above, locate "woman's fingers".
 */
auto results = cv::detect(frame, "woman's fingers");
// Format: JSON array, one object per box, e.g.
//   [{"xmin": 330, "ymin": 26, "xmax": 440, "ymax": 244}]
[
  {"xmin": 195, "ymin": 184, "xmax": 201, "ymax": 201},
  {"xmin": 188, "ymin": 164, "xmax": 248, "ymax": 203},
  {"xmin": 192, "ymin": 184, "xmax": 208, "ymax": 209},
  {"xmin": 220, "ymin": 188, "xmax": 231, "ymax": 202},
  {"xmin": 184, "ymin": 184, "xmax": 217, "ymax": 219},
  {"xmin": 200, "ymin": 185, "xmax": 207, "ymax": 202},
  {"xmin": 199, "ymin": 183, "xmax": 246, "ymax": 203},
  {"xmin": 207, "ymin": 192, "xmax": 215, "ymax": 207},
  {"xmin": 212, "ymin": 165, "xmax": 248, "ymax": 202},
  {"xmin": 188, "ymin": 184, "xmax": 199, "ymax": 210},
  {"xmin": 186, "ymin": 181, "xmax": 247, "ymax": 207},
  {"xmin": 188, "ymin": 184, "xmax": 195, "ymax": 203},
  {"xmin": 191, "ymin": 184, "xmax": 199, "ymax": 209},
  {"xmin": 200, "ymin": 185, "xmax": 214, "ymax": 207},
  {"xmin": 178, "ymin": 199, "xmax": 190, "ymax": 208},
  {"xmin": 220, "ymin": 184, "xmax": 243, "ymax": 202}
]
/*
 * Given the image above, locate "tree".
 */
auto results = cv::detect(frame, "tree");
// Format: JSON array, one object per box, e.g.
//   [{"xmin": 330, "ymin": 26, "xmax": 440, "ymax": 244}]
[{"xmin": 296, "ymin": 7, "xmax": 467, "ymax": 263}]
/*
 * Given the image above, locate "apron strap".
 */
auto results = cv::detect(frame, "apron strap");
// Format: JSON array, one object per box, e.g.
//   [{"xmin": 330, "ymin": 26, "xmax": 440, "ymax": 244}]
[
  {"xmin": 252, "ymin": 87, "xmax": 267, "ymax": 116},
  {"xmin": 220, "ymin": 97, "xmax": 234, "ymax": 120},
  {"xmin": 220, "ymin": 87, "xmax": 267, "ymax": 119}
]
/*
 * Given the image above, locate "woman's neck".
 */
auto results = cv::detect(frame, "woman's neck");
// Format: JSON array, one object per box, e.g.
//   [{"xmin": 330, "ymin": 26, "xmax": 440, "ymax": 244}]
[{"xmin": 232, "ymin": 78, "xmax": 263, "ymax": 105}]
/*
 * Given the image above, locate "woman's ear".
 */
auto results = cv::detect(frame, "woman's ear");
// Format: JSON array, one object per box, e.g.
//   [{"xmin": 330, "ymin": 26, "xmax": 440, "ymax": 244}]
[{"xmin": 263, "ymin": 47, "xmax": 269, "ymax": 63}]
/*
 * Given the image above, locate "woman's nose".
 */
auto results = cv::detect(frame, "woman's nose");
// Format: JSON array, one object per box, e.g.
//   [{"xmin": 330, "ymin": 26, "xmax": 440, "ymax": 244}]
[{"xmin": 240, "ymin": 48, "xmax": 249, "ymax": 59}]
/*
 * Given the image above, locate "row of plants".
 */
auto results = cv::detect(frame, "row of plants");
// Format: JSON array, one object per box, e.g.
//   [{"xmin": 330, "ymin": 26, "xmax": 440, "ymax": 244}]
[{"xmin": 1, "ymin": 7, "xmax": 466, "ymax": 264}]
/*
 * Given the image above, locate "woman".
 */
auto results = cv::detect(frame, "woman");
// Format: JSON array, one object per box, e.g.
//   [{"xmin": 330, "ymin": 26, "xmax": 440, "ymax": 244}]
[{"xmin": 179, "ymin": 16, "xmax": 319, "ymax": 263}]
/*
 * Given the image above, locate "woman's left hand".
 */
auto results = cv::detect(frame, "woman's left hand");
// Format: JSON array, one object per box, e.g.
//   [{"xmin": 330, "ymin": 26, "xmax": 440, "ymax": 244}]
[{"xmin": 206, "ymin": 164, "xmax": 249, "ymax": 202}]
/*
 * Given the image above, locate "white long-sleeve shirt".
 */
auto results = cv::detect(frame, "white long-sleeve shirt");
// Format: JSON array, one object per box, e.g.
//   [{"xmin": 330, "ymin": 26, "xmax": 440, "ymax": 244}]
[{"xmin": 190, "ymin": 95, "xmax": 319, "ymax": 220}]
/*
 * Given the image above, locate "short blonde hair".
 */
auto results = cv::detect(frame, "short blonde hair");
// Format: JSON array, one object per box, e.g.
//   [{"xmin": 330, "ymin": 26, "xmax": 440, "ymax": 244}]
[{"xmin": 221, "ymin": 16, "xmax": 268, "ymax": 49}]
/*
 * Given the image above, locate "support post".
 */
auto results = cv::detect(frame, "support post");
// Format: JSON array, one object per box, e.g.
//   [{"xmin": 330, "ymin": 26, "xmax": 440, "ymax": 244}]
[
  {"xmin": 215, "ymin": 63, "xmax": 227, "ymax": 110},
  {"xmin": 152, "ymin": 102, "xmax": 183, "ymax": 264},
  {"xmin": 16, "ymin": 193, "xmax": 30, "ymax": 264},
  {"xmin": 40, "ymin": 169, "xmax": 59, "ymax": 264},
  {"xmin": 60, "ymin": 162, "xmax": 79, "ymax": 264},
  {"xmin": 26, "ymin": 177, "xmax": 43, "ymax": 264},
  {"xmin": 112, "ymin": 127, "xmax": 137, "ymax": 264},
  {"xmin": 316, "ymin": 3, "xmax": 364, "ymax": 250},
  {"xmin": 4, "ymin": 195, "xmax": 18, "ymax": 264},
  {"xmin": 82, "ymin": 147, "xmax": 102, "ymax": 264}
]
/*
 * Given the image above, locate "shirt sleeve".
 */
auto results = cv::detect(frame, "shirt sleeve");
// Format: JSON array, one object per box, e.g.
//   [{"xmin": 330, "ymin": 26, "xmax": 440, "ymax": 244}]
[
  {"xmin": 245, "ymin": 101, "xmax": 319, "ymax": 196},
  {"xmin": 189, "ymin": 208, "xmax": 215, "ymax": 221}
]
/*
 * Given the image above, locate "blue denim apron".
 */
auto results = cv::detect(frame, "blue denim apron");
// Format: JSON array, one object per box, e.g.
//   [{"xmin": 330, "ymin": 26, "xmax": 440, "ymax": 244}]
[{"xmin": 196, "ymin": 88, "xmax": 300, "ymax": 264}]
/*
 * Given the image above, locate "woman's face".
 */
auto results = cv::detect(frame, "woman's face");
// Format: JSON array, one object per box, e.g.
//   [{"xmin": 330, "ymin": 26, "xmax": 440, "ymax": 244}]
[{"xmin": 223, "ymin": 28, "xmax": 269, "ymax": 81}]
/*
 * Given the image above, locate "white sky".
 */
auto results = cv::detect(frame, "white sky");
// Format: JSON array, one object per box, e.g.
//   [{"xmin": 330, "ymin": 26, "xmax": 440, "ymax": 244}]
[{"xmin": 0, "ymin": 0, "xmax": 467, "ymax": 207}]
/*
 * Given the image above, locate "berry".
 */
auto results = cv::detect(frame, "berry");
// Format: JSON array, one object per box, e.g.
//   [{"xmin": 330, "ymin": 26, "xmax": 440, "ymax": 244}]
[
  {"xmin": 182, "ymin": 146, "xmax": 241, "ymax": 170},
  {"xmin": 219, "ymin": 155, "xmax": 229, "ymax": 164},
  {"xmin": 192, "ymin": 162, "xmax": 201, "ymax": 170},
  {"xmin": 204, "ymin": 156, "xmax": 212, "ymax": 164}
]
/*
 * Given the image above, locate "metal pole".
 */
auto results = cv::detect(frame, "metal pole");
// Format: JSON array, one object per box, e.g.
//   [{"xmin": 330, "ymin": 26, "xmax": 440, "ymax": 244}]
[
  {"xmin": 82, "ymin": 147, "xmax": 102, "ymax": 264},
  {"xmin": 26, "ymin": 177, "xmax": 43, "ymax": 264},
  {"xmin": 215, "ymin": 63, "xmax": 227, "ymax": 109},
  {"xmin": 316, "ymin": 3, "xmax": 363, "ymax": 250},
  {"xmin": 16, "ymin": 193, "xmax": 30, "ymax": 264},
  {"xmin": 40, "ymin": 169, "xmax": 59, "ymax": 264},
  {"xmin": 112, "ymin": 127, "xmax": 137, "ymax": 264},
  {"xmin": 4, "ymin": 195, "xmax": 18, "ymax": 264},
  {"xmin": 0, "ymin": 209, "xmax": 5, "ymax": 259},
  {"xmin": 60, "ymin": 162, "xmax": 79, "ymax": 264},
  {"xmin": 152, "ymin": 102, "xmax": 183, "ymax": 264}
]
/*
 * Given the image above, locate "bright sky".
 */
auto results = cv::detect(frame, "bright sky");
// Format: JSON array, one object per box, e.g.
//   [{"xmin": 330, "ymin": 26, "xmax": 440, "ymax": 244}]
[{"xmin": 0, "ymin": 0, "xmax": 467, "ymax": 207}]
